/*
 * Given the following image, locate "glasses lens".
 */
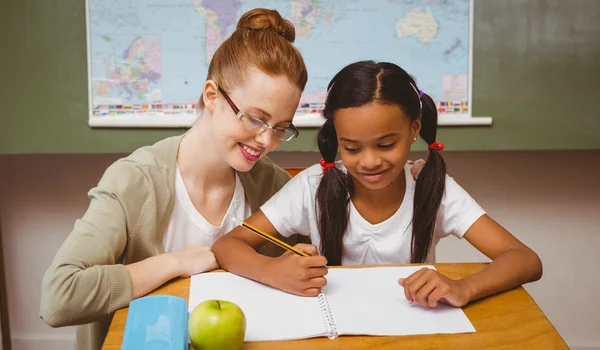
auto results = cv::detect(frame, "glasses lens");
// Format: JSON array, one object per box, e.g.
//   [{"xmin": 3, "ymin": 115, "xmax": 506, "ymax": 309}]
[
  {"xmin": 241, "ymin": 114, "xmax": 266, "ymax": 133},
  {"xmin": 271, "ymin": 128, "xmax": 286, "ymax": 141},
  {"xmin": 241, "ymin": 114, "xmax": 298, "ymax": 141},
  {"xmin": 280, "ymin": 127, "xmax": 298, "ymax": 141}
]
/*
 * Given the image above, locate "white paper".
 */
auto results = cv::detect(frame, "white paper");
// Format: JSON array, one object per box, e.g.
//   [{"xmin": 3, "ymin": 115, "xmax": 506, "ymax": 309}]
[
  {"xmin": 323, "ymin": 266, "xmax": 476, "ymax": 337},
  {"xmin": 188, "ymin": 266, "xmax": 475, "ymax": 342},
  {"xmin": 188, "ymin": 272, "xmax": 326, "ymax": 341}
]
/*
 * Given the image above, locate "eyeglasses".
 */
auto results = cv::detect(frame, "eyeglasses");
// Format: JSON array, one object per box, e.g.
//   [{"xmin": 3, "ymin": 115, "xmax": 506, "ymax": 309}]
[{"xmin": 217, "ymin": 86, "xmax": 299, "ymax": 142}]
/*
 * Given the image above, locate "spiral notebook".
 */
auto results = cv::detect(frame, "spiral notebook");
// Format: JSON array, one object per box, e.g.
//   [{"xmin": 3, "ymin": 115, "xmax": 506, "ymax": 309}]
[{"xmin": 188, "ymin": 266, "xmax": 475, "ymax": 341}]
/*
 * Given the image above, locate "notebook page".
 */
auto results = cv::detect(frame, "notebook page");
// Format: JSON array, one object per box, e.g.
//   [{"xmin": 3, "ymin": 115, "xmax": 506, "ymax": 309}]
[
  {"xmin": 324, "ymin": 266, "xmax": 476, "ymax": 337},
  {"xmin": 189, "ymin": 272, "xmax": 327, "ymax": 341}
]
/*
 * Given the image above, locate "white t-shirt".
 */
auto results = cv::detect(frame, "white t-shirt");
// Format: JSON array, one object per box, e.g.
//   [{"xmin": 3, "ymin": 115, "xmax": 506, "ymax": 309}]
[
  {"xmin": 260, "ymin": 162, "xmax": 485, "ymax": 265},
  {"xmin": 163, "ymin": 166, "xmax": 252, "ymax": 253}
]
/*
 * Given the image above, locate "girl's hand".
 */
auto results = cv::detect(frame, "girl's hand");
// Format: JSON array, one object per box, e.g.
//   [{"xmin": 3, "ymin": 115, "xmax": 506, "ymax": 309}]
[
  {"xmin": 267, "ymin": 243, "xmax": 328, "ymax": 297},
  {"xmin": 171, "ymin": 245, "xmax": 219, "ymax": 277},
  {"xmin": 398, "ymin": 268, "xmax": 472, "ymax": 308}
]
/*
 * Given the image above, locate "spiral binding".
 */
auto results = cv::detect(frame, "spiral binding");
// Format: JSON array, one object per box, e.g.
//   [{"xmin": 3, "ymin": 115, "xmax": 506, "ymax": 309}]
[{"xmin": 317, "ymin": 291, "xmax": 338, "ymax": 340}]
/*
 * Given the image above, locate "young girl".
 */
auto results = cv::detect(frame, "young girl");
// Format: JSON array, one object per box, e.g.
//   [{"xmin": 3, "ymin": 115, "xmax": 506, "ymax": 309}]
[
  {"xmin": 39, "ymin": 8, "xmax": 311, "ymax": 350},
  {"xmin": 213, "ymin": 61, "xmax": 543, "ymax": 309}
]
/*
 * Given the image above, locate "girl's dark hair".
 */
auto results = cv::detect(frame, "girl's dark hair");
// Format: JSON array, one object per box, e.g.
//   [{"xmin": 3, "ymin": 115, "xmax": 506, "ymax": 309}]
[{"xmin": 316, "ymin": 60, "xmax": 446, "ymax": 265}]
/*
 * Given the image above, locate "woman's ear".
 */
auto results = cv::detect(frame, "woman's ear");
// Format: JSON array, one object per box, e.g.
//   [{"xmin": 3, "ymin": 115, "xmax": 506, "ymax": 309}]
[{"xmin": 202, "ymin": 80, "xmax": 219, "ymax": 113}]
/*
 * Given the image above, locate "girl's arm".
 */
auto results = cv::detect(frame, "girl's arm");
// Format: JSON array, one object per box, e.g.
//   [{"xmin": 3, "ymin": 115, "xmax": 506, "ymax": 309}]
[
  {"xmin": 460, "ymin": 215, "xmax": 542, "ymax": 300},
  {"xmin": 213, "ymin": 210, "xmax": 328, "ymax": 297},
  {"xmin": 399, "ymin": 214, "xmax": 542, "ymax": 307}
]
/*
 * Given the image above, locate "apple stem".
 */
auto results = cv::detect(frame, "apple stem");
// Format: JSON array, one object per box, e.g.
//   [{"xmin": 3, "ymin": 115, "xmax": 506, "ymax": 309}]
[{"xmin": 216, "ymin": 300, "xmax": 221, "ymax": 309}]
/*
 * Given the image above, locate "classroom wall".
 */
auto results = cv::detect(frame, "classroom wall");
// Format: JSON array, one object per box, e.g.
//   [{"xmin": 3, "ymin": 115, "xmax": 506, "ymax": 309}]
[
  {"xmin": 1, "ymin": 0, "xmax": 600, "ymax": 154},
  {"xmin": 0, "ymin": 151, "xmax": 599, "ymax": 350}
]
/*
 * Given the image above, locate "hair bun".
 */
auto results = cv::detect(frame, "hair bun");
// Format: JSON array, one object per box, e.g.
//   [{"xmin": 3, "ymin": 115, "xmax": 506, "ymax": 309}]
[{"xmin": 236, "ymin": 8, "xmax": 296, "ymax": 43}]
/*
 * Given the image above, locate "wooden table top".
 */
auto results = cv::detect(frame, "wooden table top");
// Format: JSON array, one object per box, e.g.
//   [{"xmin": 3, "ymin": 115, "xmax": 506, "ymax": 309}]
[{"xmin": 102, "ymin": 263, "xmax": 567, "ymax": 349}]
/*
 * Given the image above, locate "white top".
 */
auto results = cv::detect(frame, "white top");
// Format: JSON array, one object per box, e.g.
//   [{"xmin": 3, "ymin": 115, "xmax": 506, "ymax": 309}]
[
  {"xmin": 163, "ymin": 166, "xmax": 252, "ymax": 253},
  {"xmin": 261, "ymin": 162, "xmax": 486, "ymax": 265}
]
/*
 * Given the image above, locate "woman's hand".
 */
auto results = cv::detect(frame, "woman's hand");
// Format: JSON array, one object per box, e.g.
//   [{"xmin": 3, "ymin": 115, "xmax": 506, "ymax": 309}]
[
  {"xmin": 171, "ymin": 245, "xmax": 219, "ymax": 277},
  {"xmin": 408, "ymin": 159, "xmax": 426, "ymax": 180}
]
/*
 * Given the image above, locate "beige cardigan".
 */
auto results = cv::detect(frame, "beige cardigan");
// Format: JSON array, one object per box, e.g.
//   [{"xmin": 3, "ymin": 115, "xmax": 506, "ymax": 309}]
[{"xmin": 39, "ymin": 135, "xmax": 301, "ymax": 350}]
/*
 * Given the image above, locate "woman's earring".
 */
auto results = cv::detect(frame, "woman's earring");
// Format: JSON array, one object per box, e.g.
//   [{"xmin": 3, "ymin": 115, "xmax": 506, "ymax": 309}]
[{"xmin": 413, "ymin": 137, "xmax": 417, "ymax": 142}]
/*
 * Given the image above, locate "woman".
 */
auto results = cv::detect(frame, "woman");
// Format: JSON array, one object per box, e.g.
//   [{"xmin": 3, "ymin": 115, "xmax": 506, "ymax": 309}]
[{"xmin": 40, "ymin": 8, "xmax": 308, "ymax": 350}]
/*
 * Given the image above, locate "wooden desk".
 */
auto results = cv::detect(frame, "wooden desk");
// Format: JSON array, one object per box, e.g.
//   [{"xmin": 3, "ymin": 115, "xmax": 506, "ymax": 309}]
[{"xmin": 102, "ymin": 263, "xmax": 567, "ymax": 349}]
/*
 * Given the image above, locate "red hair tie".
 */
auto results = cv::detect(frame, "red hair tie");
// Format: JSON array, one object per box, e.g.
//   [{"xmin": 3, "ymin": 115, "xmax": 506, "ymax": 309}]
[
  {"xmin": 428, "ymin": 142, "xmax": 444, "ymax": 151},
  {"xmin": 320, "ymin": 158, "xmax": 335, "ymax": 173}
]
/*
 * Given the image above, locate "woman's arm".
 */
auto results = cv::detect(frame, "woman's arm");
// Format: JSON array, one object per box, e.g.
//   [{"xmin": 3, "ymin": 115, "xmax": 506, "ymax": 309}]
[
  {"xmin": 40, "ymin": 162, "xmax": 217, "ymax": 327},
  {"xmin": 126, "ymin": 245, "xmax": 218, "ymax": 299},
  {"xmin": 40, "ymin": 183, "xmax": 137, "ymax": 327}
]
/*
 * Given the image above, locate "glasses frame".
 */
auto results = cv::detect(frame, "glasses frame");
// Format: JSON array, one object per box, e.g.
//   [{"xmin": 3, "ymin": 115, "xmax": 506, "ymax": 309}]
[{"xmin": 217, "ymin": 85, "xmax": 299, "ymax": 142}]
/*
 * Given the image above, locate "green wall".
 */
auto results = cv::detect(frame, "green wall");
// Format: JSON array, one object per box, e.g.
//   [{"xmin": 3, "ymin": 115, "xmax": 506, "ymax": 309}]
[{"xmin": 1, "ymin": 0, "xmax": 599, "ymax": 154}]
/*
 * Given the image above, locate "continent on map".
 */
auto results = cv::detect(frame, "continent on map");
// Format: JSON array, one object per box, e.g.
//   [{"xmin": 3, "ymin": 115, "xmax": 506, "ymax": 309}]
[
  {"xmin": 290, "ymin": 0, "xmax": 320, "ymax": 38},
  {"xmin": 396, "ymin": 7, "xmax": 438, "ymax": 44},
  {"xmin": 95, "ymin": 36, "xmax": 161, "ymax": 103},
  {"xmin": 194, "ymin": 0, "xmax": 242, "ymax": 62},
  {"xmin": 444, "ymin": 38, "xmax": 467, "ymax": 62},
  {"xmin": 289, "ymin": 0, "xmax": 334, "ymax": 39}
]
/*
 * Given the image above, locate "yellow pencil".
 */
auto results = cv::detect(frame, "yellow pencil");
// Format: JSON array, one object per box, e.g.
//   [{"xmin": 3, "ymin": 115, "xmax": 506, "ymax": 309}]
[{"xmin": 240, "ymin": 221, "xmax": 309, "ymax": 257}]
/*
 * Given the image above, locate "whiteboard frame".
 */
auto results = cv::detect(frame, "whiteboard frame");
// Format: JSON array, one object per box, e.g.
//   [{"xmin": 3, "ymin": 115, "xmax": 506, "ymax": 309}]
[{"xmin": 86, "ymin": 0, "xmax": 491, "ymax": 128}]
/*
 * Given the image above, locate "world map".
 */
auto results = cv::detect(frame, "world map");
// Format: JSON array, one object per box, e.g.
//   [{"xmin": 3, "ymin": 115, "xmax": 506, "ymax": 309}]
[{"xmin": 88, "ymin": 0, "xmax": 471, "ymax": 125}]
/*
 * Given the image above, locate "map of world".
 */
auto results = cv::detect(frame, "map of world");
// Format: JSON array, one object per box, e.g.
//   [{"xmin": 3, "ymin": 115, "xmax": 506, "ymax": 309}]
[{"xmin": 87, "ymin": 0, "xmax": 472, "ymax": 126}]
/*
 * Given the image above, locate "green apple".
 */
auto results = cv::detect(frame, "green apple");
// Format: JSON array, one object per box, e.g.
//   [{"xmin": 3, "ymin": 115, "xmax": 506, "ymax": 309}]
[{"xmin": 188, "ymin": 300, "xmax": 246, "ymax": 350}]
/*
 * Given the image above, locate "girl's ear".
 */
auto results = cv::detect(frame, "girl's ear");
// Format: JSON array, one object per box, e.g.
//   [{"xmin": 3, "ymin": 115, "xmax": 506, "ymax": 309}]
[
  {"xmin": 411, "ymin": 114, "xmax": 422, "ymax": 141},
  {"xmin": 202, "ymin": 80, "xmax": 219, "ymax": 114}
]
